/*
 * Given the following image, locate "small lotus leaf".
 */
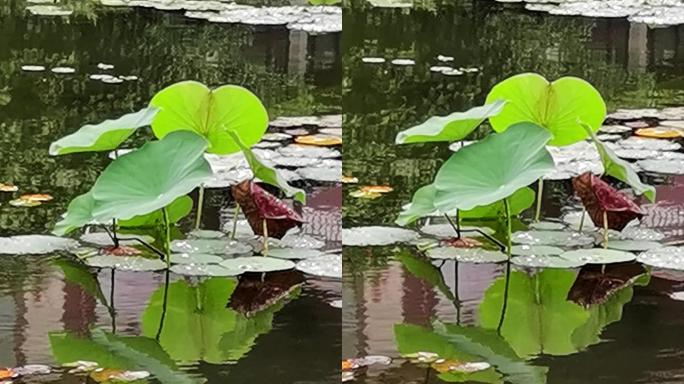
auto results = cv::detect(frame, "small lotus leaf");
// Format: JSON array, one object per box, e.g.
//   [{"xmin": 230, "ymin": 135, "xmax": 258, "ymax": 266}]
[
  {"xmin": 266, "ymin": 248, "xmax": 323, "ymax": 260},
  {"xmin": 637, "ymin": 247, "xmax": 684, "ymax": 271},
  {"xmin": 84, "ymin": 255, "xmax": 167, "ymax": 271},
  {"xmin": 426, "ymin": 247, "xmax": 508, "ymax": 263},
  {"xmin": 342, "ymin": 226, "xmax": 419, "ymax": 246},
  {"xmin": 150, "ymin": 81, "xmax": 268, "ymax": 154},
  {"xmin": 170, "ymin": 253, "xmax": 224, "ymax": 264},
  {"xmin": 606, "ymin": 240, "xmax": 662, "ymax": 252},
  {"xmin": 0, "ymin": 235, "xmax": 79, "ymax": 255},
  {"xmin": 636, "ymin": 159, "xmax": 684, "ymax": 175},
  {"xmin": 511, "ymin": 245, "xmax": 564, "ymax": 256},
  {"xmin": 170, "ymin": 264, "xmax": 240, "ymax": 276},
  {"xmin": 559, "ymin": 249, "xmax": 636, "ymax": 264},
  {"xmin": 188, "ymin": 230, "xmax": 226, "ymax": 239},
  {"xmin": 49, "ymin": 107, "xmax": 159, "ymax": 155},
  {"xmin": 529, "ymin": 221, "xmax": 566, "ymax": 231},
  {"xmin": 90, "ymin": 131, "xmax": 212, "ymax": 221},
  {"xmin": 511, "ymin": 255, "xmax": 584, "ymax": 269},
  {"xmin": 395, "ymin": 101, "xmax": 506, "ymax": 144},
  {"xmin": 80, "ymin": 232, "xmax": 154, "ymax": 247},
  {"xmin": 295, "ymin": 253, "xmax": 341, "ymax": 278},
  {"xmin": 485, "ymin": 73, "xmax": 606, "ymax": 146},
  {"xmin": 219, "ymin": 256, "xmax": 295, "ymax": 273},
  {"xmin": 420, "ymin": 224, "xmax": 494, "ymax": 239},
  {"xmin": 433, "ymin": 123, "xmax": 554, "ymax": 212},
  {"xmin": 170, "ymin": 239, "xmax": 251, "ymax": 256},
  {"xmin": 512, "ymin": 230, "xmax": 595, "ymax": 247}
]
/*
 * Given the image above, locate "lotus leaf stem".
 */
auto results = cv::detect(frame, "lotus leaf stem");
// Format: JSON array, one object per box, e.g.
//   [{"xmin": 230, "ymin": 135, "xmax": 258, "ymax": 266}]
[
  {"xmin": 262, "ymin": 219, "xmax": 269, "ymax": 256},
  {"xmin": 602, "ymin": 210, "xmax": 608, "ymax": 248},
  {"xmin": 194, "ymin": 185, "xmax": 205, "ymax": 231},
  {"xmin": 111, "ymin": 219, "xmax": 119, "ymax": 248},
  {"xmin": 578, "ymin": 209, "xmax": 586, "ymax": 233},
  {"xmin": 117, "ymin": 237, "xmax": 165, "ymax": 260},
  {"xmin": 444, "ymin": 214, "xmax": 506, "ymax": 252},
  {"xmin": 534, "ymin": 179, "xmax": 544, "ymax": 222},
  {"xmin": 162, "ymin": 208, "xmax": 171, "ymax": 267},
  {"xmin": 231, "ymin": 205, "xmax": 240, "ymax": 240},
  {"xmin": 504, "ymin": 198, "xmax": 512, "ymax": 260},
  {"xmin": 455, "ymin": 210, "xmax": 461, "ymax": 239}
]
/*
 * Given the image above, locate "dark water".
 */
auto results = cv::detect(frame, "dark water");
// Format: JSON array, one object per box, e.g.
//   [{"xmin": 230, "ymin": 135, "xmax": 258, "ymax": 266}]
[
  {"xmin": 0, "ymin": 2, "xmax": 341, "ymax": 383},
  {"xmin": 343, "ymin": 2, "xmax": 684, "ymax": 383}
]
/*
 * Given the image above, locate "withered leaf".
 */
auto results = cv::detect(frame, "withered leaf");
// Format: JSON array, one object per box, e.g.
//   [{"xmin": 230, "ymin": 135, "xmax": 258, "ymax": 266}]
[
  {"xmin": 572, "ymin": 172, "xmax": 644, "ymax": 231},
  {"xmin": 232, "ymin": 180, "xmax": 304, "ymax": 239}
]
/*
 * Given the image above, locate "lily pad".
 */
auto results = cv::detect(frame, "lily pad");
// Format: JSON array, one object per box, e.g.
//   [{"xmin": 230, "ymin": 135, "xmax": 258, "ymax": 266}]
[
  {"xmin": 170, "ymin": 253, "xmax": 224, "ymax": 264},
  {"xmin": 511, "ymin": 245, "xmax": 564, "ymax": 256},
  {"xmin": 266, "ymin": 248, "xmax": 323, "ymax": 260},
  {"xmin": 395, "ymin": 101, "xmax": 506, "ymax": 144},
  {"xmin": 562, "ymin": 211, "xmax": 596, "ymax": 231},
  {"xmin": 80, "ymin": 232, "xmax": 154, "ymax": 247},
  {"xmin": 278, "ymin": 144, "xmax": 340, "ymax": 158},
  {"xmin": 619, "ymin": 227, "xmax": 665, "ymax": 241},
  {"xmin": 637, "ymin": 247, "xmax": 684, "ymax": 271},
  {"xmin": 485, "ymin": 73, "xmax": 606, "ymax": 146},
  {"xmin": 295, "ymin": 253, "xmax": 341, "ymax": 278},
  {"xmin": 559, "ymin": 249, "xmax": 636, "ymax": 264},
  {"xmin": 420, "ymin": 224, "xmax": 494, "ymax": 238},
  {"xmin": 433, "ymin": 122, "xmax": 554, "ymax": 212},
  {"xmin": 151, "ymin": 81, "xmax": 269, "ymax": 154},
  {"xmin": 90, "ymin": 131, "xmax": 212, "ymax": 221},
  {"xmin": 170, "ymin": 239, "xmax": 251, "ymax": 256},
  {"xmin": 618, "ymin": 137, "xmax": 681, "ymax": 151},
  {"xmin": 636, "ymin": 159, "xmax": 684, "ymax": 174},
  {"xmin": 270, "ymin": 232, "xmax": 326, "ymax": 249},
  {"xmin": 49, "ymin": 107, "xmax": 159, "ymax": 155},
  {"xmin": 512, "ymin": 230, "xmax": 595, "ymax": 247},
  {"xmin": 606, "ymin": 240, "xmax": 662, "ymax": 252},
  {"xmin": 529, "ymin": 221, "xmax": 565, "ymax": 231},
  {"xmin": 219, "ymin": 256, "xmax": 295, "ymax": 273},
  {"xmin": 342, "ymin": 226, "xmax": 419, "ymax": 246},
  {"xmin": 84, "ymin": 255, "xmax": 167, "ymax": 271},
  {"xmin": 0, "ymin": 235, "xmax": 79, "ymax": 255},
  {"xmin": 188, "ymin": 230, "xmax": 226, "ymax": 239},
  {"xmin": 511, "ymin": 255, "xmax": 584, "ymax": 269},
  {"xmin": 426, "ymin": 247, "xmax": 508, "ymax": 263},
  {"xmin": 170, "ymin": 264, "xmax": 239, "ymax": 276}
]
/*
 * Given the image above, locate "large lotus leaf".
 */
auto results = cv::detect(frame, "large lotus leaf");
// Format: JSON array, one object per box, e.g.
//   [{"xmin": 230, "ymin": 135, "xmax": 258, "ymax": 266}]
[
  {"xmin": 53, "ymin": 191, "xmax": 96, "ymax": 236},
  {"xmin": 229, "ymin": 131, "xmax": 305, "ymax": 203},
  {"xmin": 479, "ymin": 269, "xmax": 590, "ymax": 358},
  {"xmin": 396, "ymin": 184, "xmax": 439, "ymax": 226},
  {"xmin": 395, "ymin": 101, "xmax": 506, "ymax": 144},
  {"xmin": 581, "ymin": 123, "xmax": 656, "ymax": 202},
  {"xmin": 141, "ymin": 278, "xmax": 240, "ymax": 364},
  {"xmin": 434, "ymin": 122, "xmax": 554, "ymax": 212},
  {"xmin": 91, "ymin": 131, "xmax": 212, "ymax": 221},
  {"xmin": 433, "ymin": 321, "xmax": 548, "ymax": 384},
  {"xmin": 118, "ymin": 195, "xmax": 193, "ymax": 228},
  {"xmin": 485, "ymin": 73, "xmax": 606, "ymax": 146},
  {"xmin": 49, "ymin": 107, "xmax": 159, "ymax": 155},
  {"xmin": 150, "ymin": 81, "xmax": 268, "ymax": 154},
  {"xmin": 394, "ymin": 324, "xmax": 502, "ymax": 383}
]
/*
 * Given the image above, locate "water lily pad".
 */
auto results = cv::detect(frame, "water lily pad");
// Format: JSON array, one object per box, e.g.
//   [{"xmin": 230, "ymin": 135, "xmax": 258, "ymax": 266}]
[
  {"xmin": 278, "ymin": 144, "xmax": 340, "ymax": 158},
  {"xmin": 79, "ymin": 232, "xmax": 153, "ymax": 247},
  {"xmin": 170, "ymin": 264, "xmax": 239, "ymax": 276},
  {"xmin": 297, "ymin": 166, "xmax": 341, "ymax": 182},
  {"xmin": 295, "ymin": 253, "xmax": 341, "ymax": 278},
  {"xmin": 511, "ymin": 255, "xmax": 584, "ymax": 269},
  {"xmin": 613, "ymin": 149, "xmax": 660, "ymax": 160},
  {"xmin": 619, "ymin": 227, "xmax": 665, "ymax": 241},
  {"xmin": 636, "ymin": 159, "xmax": 684, "ymax": 174},
  {"xmin": 0, "ymin": 235, "xmax": 79, "ymax": 255},
  {"xmin": 485, "ymin": 73, "xmax": 606, "ymax": 146},
  {"xmin": 391, "ymin": 59, "xmax": 415, "ymax": 65},
  {"xmin": 270, "ymin": 232, "xmax": 326, "ymax": 249},
  {"xmin": 606, "ymin": 240, "xmax": 662, "ymax": 252},
  {"xmin": 171, "ymin": 239, "xmax": 252, "ymax": 256},
  {"xmin": 511, "ymin": 245, "xmax": 564, "ymax": 256},
  {"xmin": 295, "ymin": 134, "xmax": 342, "ymax": 146},
  {"xmin": 637, "ymin": 247, "xmax": 684, "ymax": 271},
  {"xmin": 170, "ymin": 253, "xmax": 224, "ymax": 264},
  {"xmin": 512, "ymin": 230, "xmax": 595, "ymax": 247},
  {"xmin": 266, "ymin": 248, "xmax": 323, "ymax": 260},
  {"xmin": 529, "ymin": 221, "xmax": 566, "ymax": 231},
  {"xmin": 559, "ymin": 248, "xmax": 635, "ymax": 264},
  {"xmin": 188, "ymin": 230, "xmax": 226, "ymax": 239},
  {"xmin": 618, "ymin": 137, "xmax": 681, "ymax": 151},
  {"xmin": 426, "ymin": 247, "xmax": 508, "ymax": 263},
  {"xmin": 342, "ymin": 226, "xmax": 419, "ymax": 246},
  {"xmin": 420, "ymin": 224, "xmax": 494, "ymax": 238},
  {"xmin": 362, "ymin": 57, "xmax": 385, "ymax": 63},
  {"xmin": 84, "ymin": 255, "xmax": 166, "ymax": 271},
  {"xmin": 635, "ymin": 127, "xmax": 682, "ymax": 139},
  {"xmin": 600, "ymin": 125, "xmax": 631, "ymax": 134},
  {"xmin": 562, "ymin": 211, "xmax": 596, "ymax": 231},
  {"xmin": 219, "ymin": 256, "xmax": 295, "ymax": 273}
]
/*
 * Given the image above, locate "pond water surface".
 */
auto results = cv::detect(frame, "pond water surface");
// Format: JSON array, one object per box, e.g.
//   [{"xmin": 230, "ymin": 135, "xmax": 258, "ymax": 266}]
[
  {"xmin": 343, "ymin": 2, "xmax": 684, "ymax": 383},
  {"xmin": 0, "ymin": 2, "xmax": 341, "ymax": 383}
]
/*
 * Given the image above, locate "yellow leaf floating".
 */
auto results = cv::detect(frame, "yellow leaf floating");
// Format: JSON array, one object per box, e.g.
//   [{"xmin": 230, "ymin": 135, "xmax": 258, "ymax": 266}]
[
  {"xmin": 635, "ymin": 127, "xmax": 682, "ymax": 139},
  {"xmin": 295, "ymin": 134, "xmax": 342, "ymax": 146},
  {"xmin": 21, "ymin": 194, "xmax": 53, "ymax": 202},
  {"xmin": 9, "ymin": 198, "xmax": 41, "ymax": 207},
  {"xmin": 0, "ymin": 368, "xmax": 15, "ymax": 379},
  {"xmin": 0, "ymin": 184, "xmax": 18, "ymax": 192},
  {"xmin": 431, "ymin": 359, "xmax": 491, "ymax": 374},
  {"xmin": 341, "ymin": 176, "xmax": 359, "ymax": 184},
  {"xmin": 350, "ymin": 190, "xmax": 382, "ymax": 199},
  {"xmin": 360, "ymin": 186, "xmax": 393, "ymax": 194},
  {"xmin": 90, "ymin": 368, "xmax": 122, "ymax": 382}
]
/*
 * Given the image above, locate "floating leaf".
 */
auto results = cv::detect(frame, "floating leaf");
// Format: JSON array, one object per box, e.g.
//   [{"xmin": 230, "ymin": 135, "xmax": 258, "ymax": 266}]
[
  {"xmin": 421, "ymin": 224, "xmax": 494, "ymax": 239},
  {"xmin": 49, "ymin": 107, "xmax": 159, "ymax": 155},
  {"xmin": 0, "ymin": 369, "xmax": 14, "ymax": 379},
  {"xmin": 80, "ymin": 232, "xmax": 154, "ymax": 247},
  {"xmin": 170, "ymin": 264, "xmax": 239, "ymax": 277},
  {"xmin": 512, "ymin": 230, "xmax": 595, "ymax": 247},
  {"xmin": 395, "ymin": 101, "xmax": 506, "ymax": 144},
  {"xmin": 150, "ymin": 81, "xmax": 268, "ymax": 154},
  {"xmin": 637, "ymin": 159, "xmax": 684, "ymax": 175},
  {"xmin": 529, "ymin": 221, "xmax": 565, "ymax": 231},
  {"xmin": 349, "ymin": 189, "xmax": 382, "ymax": 199},
  {"xmin": 0, "ymin": 235, "xmax": 79, "ymax": 255},
  {"xmin": 91, "ymin": 131, "xmax": 212, "ymax": 221},
  {"xmin": 572, "ymin": 172, "xmax": 644, "ymax": 231},
  {"xmin": 84, "ymin": 255, "xmax": 167, "ymax": 272},
  {"xmin": 342, "ymin": 226, "xmax": 419, "ymax": 246},
  {"xmin": 266, "ymin": 248, "xmax": 323, "ymax": 260},
  {"xmin": 188, "ymin": 230, "xmax": 226, "ymax": 239},
  {"xmin": 341, "ymin": 176, "xmax": 359, "ymax": 184},
  {"xmin": 170, "ymin": 253, "xmax": 224, "ymax": 264},
  {"xmin": 0, "ymin": 183, "xmax": 18, "ymax": 192},
  {"xmin": 295, "ymin": 253, "xmax": 341, "ymax": 278},
  {"xmin": 511, "ymin": 255, "xmax": 584, "ymax": 269},
  {"xmin": 559, "ymin": 248, "xmax": 635, "ymax": 264},
  {"xmin": 220, "ymin": 256, "xmax": 295, "ymax": 273},
  {"xmin": 9, "ymin": 198, "xmax": 41, "ymax": 207},
  {"xmin": 485, "ymin": 73, "xmax": 606, "ymax": 146},
  {"xmin": 232, "ymin": 180, "xmax": 304, "ymax": 239},
  {"xmin": 511, "ymin": 245, "xmax": 564, "ymax": 256},
  {"xmin": 635, "ymin": 127, "xmax": 682, "ymax": 139},
  {"xmin": 170, "ymin": 239, "xmax": 251, "ymax": 256},
  {"xmin": 637, "ymin": 246, "xmax": 684, "ymax": 271},
  {"xmin": 426, "ymin": 247, "xmax": 508, "ymax": 263},
  {"xmin": 433, "ymin": 123, "xmax": 554, "ymax": 212},
  {"xmin": 295, "ymin": 134, "xmax": 342, "ymax": 146},
  {"xmin": 606, "ymin": 240, "xmax": 662, "ymax": 252}
]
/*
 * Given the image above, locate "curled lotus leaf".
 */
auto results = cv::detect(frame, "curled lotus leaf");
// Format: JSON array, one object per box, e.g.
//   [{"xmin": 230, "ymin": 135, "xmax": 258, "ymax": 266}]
[
  {"xmin": 150, "ymin": 81, "xmax": 268, "ymax": 154},
  {"xmin": 53, "ymin": 192, "xmax": 96, "ymax": 236},
  {"xmin": 231, "ymin": 180, "xmax": 304, "ymax": 239},
  {"xmin": 572, "ymin": 172, "xmax": 644, "ymax": 231},
  {"xmin": 485, "ymin": 73, "xmax": 606, "ymax": 146}
]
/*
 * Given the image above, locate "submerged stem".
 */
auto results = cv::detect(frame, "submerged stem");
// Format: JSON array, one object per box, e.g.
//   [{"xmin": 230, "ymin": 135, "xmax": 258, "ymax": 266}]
[
  {"xmin": 231, "ymin": 205, "xmax": 241, "ymax": 241},
  {"xmin": 534, "ymin": 179, "xmax": 544, "ymax": 222},
  {"xmin": 194, "ymin": 185, "xmax": 205, "ymax": 231}
]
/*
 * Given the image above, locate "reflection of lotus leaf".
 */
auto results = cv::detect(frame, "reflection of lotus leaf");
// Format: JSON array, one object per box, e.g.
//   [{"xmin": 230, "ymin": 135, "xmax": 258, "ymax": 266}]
[
  {"xmin": 486, "ymin": 73, "xmax": 606, "ymax": 146},
  {"xmin": 396, "ymin": 251, "xmax": 454, "ymax": 301},
  {"xmin": 433, "ymin": 123, "xmax": 554, "ymax": 212}
]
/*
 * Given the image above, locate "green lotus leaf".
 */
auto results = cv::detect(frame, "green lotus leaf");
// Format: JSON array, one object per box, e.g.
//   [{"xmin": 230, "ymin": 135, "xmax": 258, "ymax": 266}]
[
  {"xmin": 485, "ymin": 73, "xmax": 606, "ymax": 146},
  {"xmin": 150, "ymin": 81, "xmax": 268, "ymax": 154},
  {"xmin": 479, "ymin": 269, "xmax": 590, "ymax": 358},
  {"xmin": 581, "ymin": 122, "xmax": 656, "ymax": 202},
  {"xmin": 118, "ymin": 195, "xmax": 193, "ymax": 228},
  {"xmin": 229, "ymin": 131, "xmax": 305, "ymax": 203},
  {"xmin": 395, "ymin": 100, "xmax": 506, "ymax": 144},
  {"xmin": 433, "ymin": 122, "xmax": 554, "ymax": 212},
  {"xmin": 49, "ymin": 107, "xmax": 159, "ymax": 155},
  {"xmin": 91, "ymin": 131, "xmax": 212, "ymax": 221},
  {"xmin": 53, "ymin": 191, "xmax": 96, "ymax": 236},
  {"xmin": 396, "ymin": 184, "xmax": 439, "ymax": 226}
]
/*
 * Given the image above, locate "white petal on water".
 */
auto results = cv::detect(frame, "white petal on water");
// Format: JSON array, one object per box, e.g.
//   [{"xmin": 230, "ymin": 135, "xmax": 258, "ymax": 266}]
[
  {"xmin": 362, "ymin": 57, "xmax": 386, "ymax": 63},
  {"xmin": 342, "ymin": 226, "xmax": 419, "ymax": 246},
  {"xmin": 437, "ymin": 55, "xmax": 454, "ymax": 62},
  {"xmin": 97, "ymin": 63, "xmax": 114, "ymax": 70},
  {"xmin": 21, "ymin": 65, "xmax": 46, "ymax": 72},
  {"xmin": 391, "ymin": 59, "xmax": 415, "ymax": 66},
  {"xmin": 295, "ymin": 253, "xmax": 341, "ymax": 278},
  {"xmin": 51, "ymin": 66, "xmax": 76, "ymax": 74}
]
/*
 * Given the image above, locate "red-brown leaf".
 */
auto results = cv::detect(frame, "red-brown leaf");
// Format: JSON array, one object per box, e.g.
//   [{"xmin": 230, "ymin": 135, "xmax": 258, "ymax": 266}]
[
  {"xmin": 231, "ymin": 180, "xmax": 304, "ymax": 239},
  {"xmin": 572, "ymin": 172, "xmax": 644, "ymax": 231}
]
